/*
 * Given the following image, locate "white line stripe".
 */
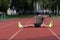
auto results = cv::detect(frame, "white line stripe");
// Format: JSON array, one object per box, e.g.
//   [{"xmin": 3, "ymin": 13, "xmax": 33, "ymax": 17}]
[
  {"xmin": 48, "ymin": 28, "xmax": 60, "ymax": 40},
  {"xmin": 8, "ymin": 19, "xmax": 29, "ymax": 40},
  {"xmin": 8, "ymin": 28, "xmax": 23, "ymax": 40}
]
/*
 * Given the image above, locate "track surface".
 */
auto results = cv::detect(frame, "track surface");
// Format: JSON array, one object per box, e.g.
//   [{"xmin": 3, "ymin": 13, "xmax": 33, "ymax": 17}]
[{"xmin": 0, "ymin": 18, "xmax": 60, "ymax": 40}]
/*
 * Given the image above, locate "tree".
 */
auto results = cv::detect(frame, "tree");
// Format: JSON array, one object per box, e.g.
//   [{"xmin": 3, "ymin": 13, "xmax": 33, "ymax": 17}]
[{"xmin": 0, "ymin": 0, "xmax": 9, "ymax": 12}]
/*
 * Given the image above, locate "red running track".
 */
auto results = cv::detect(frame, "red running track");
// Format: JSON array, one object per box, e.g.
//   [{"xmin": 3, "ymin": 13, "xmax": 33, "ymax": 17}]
[{"xmin": 0, "ymin": 18, "xmax": 60, "ymax": 40}]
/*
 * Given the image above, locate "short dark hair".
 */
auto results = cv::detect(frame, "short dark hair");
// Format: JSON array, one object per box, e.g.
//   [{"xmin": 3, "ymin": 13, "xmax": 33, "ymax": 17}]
[{"xmin": 36, "ymin": 12, "xmax": 42, "ymax": 15}]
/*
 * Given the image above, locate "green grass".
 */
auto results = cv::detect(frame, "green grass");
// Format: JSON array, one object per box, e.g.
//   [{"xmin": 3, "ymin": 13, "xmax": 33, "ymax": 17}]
[
  {"xmin": 6, "ymin": 15, "xmax": 33, "ymax": 18},
  {"xmin": 0, "ymin": 14, "xmax": 60, "ymax": 20},
  {"xmin": 52, "ymin": 15, "xmax": 60, "ymax": 20},
  {"xmin": 0, "ymin": 14, "xmax": 34, "ymax": 20}
]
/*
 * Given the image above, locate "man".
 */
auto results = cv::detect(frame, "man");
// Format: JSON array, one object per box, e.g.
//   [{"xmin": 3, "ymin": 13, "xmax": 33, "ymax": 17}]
[{"xmin": 18, "ymin": 13, "xmax": 53, "ymax": 28}]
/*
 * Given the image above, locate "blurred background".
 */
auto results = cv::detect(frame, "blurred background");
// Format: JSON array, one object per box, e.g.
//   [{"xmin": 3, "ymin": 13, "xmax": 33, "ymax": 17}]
[{"xmin": 0, "ymin": 0, "xmax": 60, "ymax": 20}]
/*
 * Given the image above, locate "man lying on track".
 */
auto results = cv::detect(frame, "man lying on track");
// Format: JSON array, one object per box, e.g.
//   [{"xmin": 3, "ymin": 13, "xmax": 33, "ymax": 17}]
[{"xmin": 18, "ymin": 13, "xmax": 53, "ymax": 28}]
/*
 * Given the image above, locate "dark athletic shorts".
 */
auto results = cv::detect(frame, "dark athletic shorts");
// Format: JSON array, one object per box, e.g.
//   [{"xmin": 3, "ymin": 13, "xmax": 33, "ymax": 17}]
[{"xmin": 34, "ymin": 23, "xmax": 42, "ymax": 27}]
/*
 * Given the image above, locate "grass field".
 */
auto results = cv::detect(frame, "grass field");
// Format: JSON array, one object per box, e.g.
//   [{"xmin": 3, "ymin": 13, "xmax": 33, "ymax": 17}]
[
  {"xmin": 0, "ymin": 15, "xmax": 34, "ymax": 20},
  {"xmin": 0, "ymin": 14, "xmax": 60, "ymax": 20},
  {"xmin": 52, "ymin": 15, "xmax": 60, "ymax": 20}
]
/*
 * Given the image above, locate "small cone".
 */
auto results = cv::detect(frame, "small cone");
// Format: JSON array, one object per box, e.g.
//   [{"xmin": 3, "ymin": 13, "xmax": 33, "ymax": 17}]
[{"xmin": 18, "ymin": 22, "xmax": 23, "ymax": 28}]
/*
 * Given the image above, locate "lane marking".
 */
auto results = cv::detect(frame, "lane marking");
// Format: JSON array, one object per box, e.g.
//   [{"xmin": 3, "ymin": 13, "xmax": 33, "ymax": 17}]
[
  {"xmin": 8, "ymin": 19, "xmax": 33, "ymax": 40},
  {"xmin": 8, "ymin": 28, "xmax": 23, "ymax": 40},
  {"xmin": 48, "ymin": 28, "xmax": 60, "ymax": 40}
]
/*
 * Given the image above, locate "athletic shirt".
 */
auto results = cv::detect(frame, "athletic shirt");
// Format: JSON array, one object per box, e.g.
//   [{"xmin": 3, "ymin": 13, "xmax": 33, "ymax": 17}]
[{"xmin": 36, "ymin": 15, "xmax": 43, "ymax": 23}]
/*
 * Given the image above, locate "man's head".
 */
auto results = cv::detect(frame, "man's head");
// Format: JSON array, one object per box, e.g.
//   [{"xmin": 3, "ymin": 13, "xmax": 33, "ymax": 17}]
[{"xmin": 37, "ymin": 12, "xmax": 42, "ymax": 16}]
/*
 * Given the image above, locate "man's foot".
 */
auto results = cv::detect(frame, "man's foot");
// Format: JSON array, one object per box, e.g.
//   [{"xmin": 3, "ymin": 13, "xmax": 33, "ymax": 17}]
[
  {"xmin": 18, "ymin": 22, "xmax": 23, "ymax": 28},
  {"xmin": 49, "ymin": 21, "xmax": 54, "ymax": 28}
]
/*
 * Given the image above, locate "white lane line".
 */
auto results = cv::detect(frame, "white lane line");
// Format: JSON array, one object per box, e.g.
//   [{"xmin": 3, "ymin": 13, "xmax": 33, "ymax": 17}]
[
  {"xmin": 8, "ymin": 28, "xmax": 23, "ymax": 40},
  {"xmin": 8, "ymin": 19, "xmax": 31, "ymax": 40},
  {"xmin": 48, "ymin": 28, "xmax": 60, "ymax": 40}
]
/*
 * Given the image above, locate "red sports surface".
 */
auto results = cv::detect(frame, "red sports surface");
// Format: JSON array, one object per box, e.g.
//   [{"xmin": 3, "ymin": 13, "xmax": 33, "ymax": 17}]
[{"xmin": 0, "ymin": 18, "xmax": 60, "ymax": 40}]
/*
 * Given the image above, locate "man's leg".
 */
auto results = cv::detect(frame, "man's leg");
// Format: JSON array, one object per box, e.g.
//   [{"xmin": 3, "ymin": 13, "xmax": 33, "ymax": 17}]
[
  {"xmin": 40, "ymin": 21, "xmax": 54, "ymax": 28},
  {"xmin": 40, "ymin": 23, "xmax": 49, "ymax": 28},
  {"xmin": 18, "ymin": 22, "xmax": 35, "ymax": 28},
  {"xmin": 24, "ymin": 24, "xmax": 35, "ymax": 28}
]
